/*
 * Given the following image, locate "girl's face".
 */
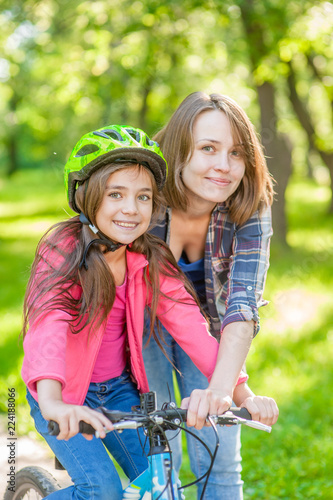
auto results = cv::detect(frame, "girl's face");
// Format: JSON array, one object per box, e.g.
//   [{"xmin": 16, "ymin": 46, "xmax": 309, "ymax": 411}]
[
  {"xmin": 95, "ymin": 165, "xmax": 153, "ymax": 245},
  {"xmin": 181, "ymin": 109, "xmax": 246, "ymax": 207}
]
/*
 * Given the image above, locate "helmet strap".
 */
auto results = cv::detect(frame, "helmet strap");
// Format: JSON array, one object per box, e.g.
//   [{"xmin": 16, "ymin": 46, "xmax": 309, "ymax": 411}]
[
  {"xmin": 79, "ymin": 212, "xmax": 124, "ymax": 270},
  {"xmin": 79, "ymin": 211, "xmax": 99, "ymax": 234}
]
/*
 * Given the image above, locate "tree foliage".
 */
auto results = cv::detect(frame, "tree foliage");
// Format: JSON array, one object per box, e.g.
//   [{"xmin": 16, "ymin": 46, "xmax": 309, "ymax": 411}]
[{"xmin": 1, "ymin": 0, "xmax": 332, "ymax": 240}]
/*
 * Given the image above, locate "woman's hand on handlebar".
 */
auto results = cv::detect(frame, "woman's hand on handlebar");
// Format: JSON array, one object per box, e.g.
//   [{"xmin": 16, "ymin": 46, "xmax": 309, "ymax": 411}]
[
  {"xmin": 233, "ymin": 382, "xmax": 279, "ymax": 426},
  {"xmin": 239, "ymin": 396, "xmax": 279, "ymax": 426},
  {"xmin": 181, "ymin": 389, "xmax": 232, "ymax": 430}
]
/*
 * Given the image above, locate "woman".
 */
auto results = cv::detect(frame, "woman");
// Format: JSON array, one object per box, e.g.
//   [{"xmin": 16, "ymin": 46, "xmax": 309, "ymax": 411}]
[{"xmin": 143, "ymin": 92, "xmax": 276, "ymax": 499}]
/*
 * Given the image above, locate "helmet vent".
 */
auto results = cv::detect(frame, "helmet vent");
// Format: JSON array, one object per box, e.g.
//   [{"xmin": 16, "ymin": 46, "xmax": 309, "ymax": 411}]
[
  {"xmin": 146, "ymin": 136, "xmax": 156, "ymax": 147},
  {"xmin": 125, "ymin": 128, "xmax": 141, "ymax": 143},
  {"xmin": 74, "ymin": 144, "xmax": 100, "ymax": 157},
  {"xmin": 93, "ymin": 130, "xmax": 124, "ymax": 141}
]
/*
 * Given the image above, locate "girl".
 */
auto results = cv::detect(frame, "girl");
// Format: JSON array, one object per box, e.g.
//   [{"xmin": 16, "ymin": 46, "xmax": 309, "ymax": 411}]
[
  {"xmin": 22, "ymin": 124, "xmax": 259, "ymax": 499},
  {"xmin": 143, "ymin": 92, "xmax": 279, "ymax": 499}
]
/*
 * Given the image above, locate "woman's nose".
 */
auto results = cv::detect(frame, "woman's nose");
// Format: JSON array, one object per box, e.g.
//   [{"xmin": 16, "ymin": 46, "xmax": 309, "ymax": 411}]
[{"xmin": 214, "ymin": 153, "xmax": 230, "ymax": 172}]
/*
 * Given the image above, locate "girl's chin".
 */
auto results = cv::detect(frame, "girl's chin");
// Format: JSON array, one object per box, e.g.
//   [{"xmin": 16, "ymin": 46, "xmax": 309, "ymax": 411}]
[{"xmin": 108, "ymin": 233, "xmax": 144, "ymax": 245}]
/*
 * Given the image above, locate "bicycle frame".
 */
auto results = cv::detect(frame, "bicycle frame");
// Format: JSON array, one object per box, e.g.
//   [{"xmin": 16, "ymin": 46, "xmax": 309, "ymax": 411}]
[
  {"xmin": 123, "ymin": 452, "xmax": 182, "ymax": 499},
  {"xmin": 123, "ymin": 402, "xmax": 184, "ymax": 500}
]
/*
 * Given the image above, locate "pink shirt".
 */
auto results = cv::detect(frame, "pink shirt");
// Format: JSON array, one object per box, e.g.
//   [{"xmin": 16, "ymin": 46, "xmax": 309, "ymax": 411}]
[{"xmin": 91, "ymin": 276, "xmax": 128, "ymax": 383}]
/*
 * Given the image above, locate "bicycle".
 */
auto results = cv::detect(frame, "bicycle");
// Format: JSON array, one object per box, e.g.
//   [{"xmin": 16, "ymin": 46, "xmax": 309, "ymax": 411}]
[{"xmin": 3, "ymin": 392, "xmax": 272, "ymax": 500}]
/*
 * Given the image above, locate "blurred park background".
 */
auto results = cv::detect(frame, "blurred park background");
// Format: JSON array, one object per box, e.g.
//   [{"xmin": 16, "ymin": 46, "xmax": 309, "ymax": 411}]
[{"xmin": 1, "ymin": 0, "xmax": 333, "ymax": 498}]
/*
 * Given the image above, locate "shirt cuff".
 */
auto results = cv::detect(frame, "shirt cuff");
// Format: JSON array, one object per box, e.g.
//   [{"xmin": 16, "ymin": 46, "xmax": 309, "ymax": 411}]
[{"xmin": 236, "ymin": 370, "xmax": 249, "ymax": 385}]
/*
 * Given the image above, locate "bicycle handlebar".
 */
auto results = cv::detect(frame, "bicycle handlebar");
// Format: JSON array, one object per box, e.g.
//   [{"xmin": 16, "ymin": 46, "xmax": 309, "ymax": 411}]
[{"xmin": 48, "ymin": 405, "xmax": 271, "ymax": 437}]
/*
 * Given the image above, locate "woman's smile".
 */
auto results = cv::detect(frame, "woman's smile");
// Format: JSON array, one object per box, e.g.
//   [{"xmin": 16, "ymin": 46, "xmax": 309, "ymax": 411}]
[{"xmin": 205, "ymin": 176, "xmax": 231, "ymax": 187}]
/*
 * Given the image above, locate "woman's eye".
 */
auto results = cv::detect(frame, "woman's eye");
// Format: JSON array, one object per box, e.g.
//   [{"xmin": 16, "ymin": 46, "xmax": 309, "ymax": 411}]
[
  {"xmin": 109, "ymin": 192, "xmax": 121, "ymax": 198},
  {"xmin": 202, "ymin": 145, "xmax": 214, "ymax": 152}
]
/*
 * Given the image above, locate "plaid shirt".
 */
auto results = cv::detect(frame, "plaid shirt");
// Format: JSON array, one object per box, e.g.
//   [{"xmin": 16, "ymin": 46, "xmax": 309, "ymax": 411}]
[{"xmin": 151, "ymin": 204, "xmax": 272, "ymax": 340}]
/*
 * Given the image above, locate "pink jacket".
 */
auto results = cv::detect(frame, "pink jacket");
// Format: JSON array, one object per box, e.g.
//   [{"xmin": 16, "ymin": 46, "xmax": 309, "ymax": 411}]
[{"xmin": 22, "ymin": 248, "xmax": 247, "ymax": 405}]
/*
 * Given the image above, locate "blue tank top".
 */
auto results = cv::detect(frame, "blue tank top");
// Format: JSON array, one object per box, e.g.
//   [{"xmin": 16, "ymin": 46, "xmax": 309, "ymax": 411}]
[{"xmin": 178, "ymin": 252, "xmax": 206, "ymax": 306}]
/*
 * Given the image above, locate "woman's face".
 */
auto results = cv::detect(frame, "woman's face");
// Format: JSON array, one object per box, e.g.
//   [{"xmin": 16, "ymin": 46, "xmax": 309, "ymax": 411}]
[
  {"xmin": 95, "ymin": 165, "xmax": 153, "ymax": 245},
  {"xmin": 181, "ymin": 109, "xmax": 246, "ymax": 206}
]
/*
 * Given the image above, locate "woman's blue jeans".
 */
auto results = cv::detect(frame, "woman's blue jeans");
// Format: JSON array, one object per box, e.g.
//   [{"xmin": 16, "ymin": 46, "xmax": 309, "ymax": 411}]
[
  {"xmin": 26, "ymin": 370, "xmax": 148, "ymax": 499},
  {"xmin": 143, "ymin": 324, "xmax": 243, "ymax": 500}
]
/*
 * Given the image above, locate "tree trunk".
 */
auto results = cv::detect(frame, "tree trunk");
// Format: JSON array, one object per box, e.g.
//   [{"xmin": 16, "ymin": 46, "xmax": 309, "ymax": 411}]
[
  {"xmin": 7, "ymin": 134, "xmax": 18, "ymax": 176},
  {"xmin": 257, "ymin": 82, "xmax": 292, "ymax": 243},
  {"xmin": 287, "ymin": 62, "xmax": 333, "ymax": 213},
  {"xmin": 238, "ymin": 0, "xmax": 291, "ymax": 244},
  {"xmin": 6, "ymin": 95, "xmax": 19, "ymax": 176},
  {"xmin": 138, "ymin": 80, "xmax": 152, "ymax": 133}
]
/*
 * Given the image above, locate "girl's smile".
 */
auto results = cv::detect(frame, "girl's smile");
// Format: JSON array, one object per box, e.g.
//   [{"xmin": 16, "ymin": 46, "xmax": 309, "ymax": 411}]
[
  {"xmin": 113, "ymin": 221, "xmax": 139, "ymax": 229},
  {"xmin": 95, "ymin": 165, "xmax": 153, "ymax": 245}
]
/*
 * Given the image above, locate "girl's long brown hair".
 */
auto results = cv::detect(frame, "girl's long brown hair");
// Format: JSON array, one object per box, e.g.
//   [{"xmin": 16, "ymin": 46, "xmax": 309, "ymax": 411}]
[
  {"xmin": 154, "ymin": 92, "xmax": 274, "ymax": 226},
  {"xmin": 22, "ymin": 163, "xmax": 200, "ymax": 354}
]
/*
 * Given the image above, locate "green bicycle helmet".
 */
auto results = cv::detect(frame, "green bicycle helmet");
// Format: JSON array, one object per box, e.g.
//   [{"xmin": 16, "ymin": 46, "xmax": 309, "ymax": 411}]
[{"xmin": 64, "ymin": 124, "xmax": 167, "ymax": 213}]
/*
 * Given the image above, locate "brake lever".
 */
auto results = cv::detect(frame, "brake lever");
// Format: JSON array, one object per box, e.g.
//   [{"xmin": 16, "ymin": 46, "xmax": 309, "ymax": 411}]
[
  {"xmin": 234, "ymin": 416, "xmax": 271, "ymax": 433},
  {"xmin": 209, "ymin": 412, "xmax": 272, "ymax": 433}
]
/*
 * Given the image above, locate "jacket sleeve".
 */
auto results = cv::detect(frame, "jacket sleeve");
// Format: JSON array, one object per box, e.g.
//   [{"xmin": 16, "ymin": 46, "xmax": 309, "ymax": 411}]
[
  {"xmin": 155, "ymin": 276, "xmax": 249, "ymax": 385},
  {"xmin": 21, "ymin": 242, "xmax": 75, "ymax": 398},
  {"xmin": 221, "ymin": 206, "xmax": 272, "ymax": 337},
  {"xmin": 155, "ymin": 275, "xmax": 218, "ymax": 381},
  {"xmin": 22, "ymin": 309, "xmax": 70, "ymax": 398}
]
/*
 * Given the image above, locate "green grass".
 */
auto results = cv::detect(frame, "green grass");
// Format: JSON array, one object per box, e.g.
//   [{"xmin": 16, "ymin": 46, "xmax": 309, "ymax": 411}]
[
  {"xmin": 1, "ymin": 170, "xmax": 332, "ymax": 498},
  {"xmin": 239, "ymin": 178, "xmax": 333, "ymax": 499}
]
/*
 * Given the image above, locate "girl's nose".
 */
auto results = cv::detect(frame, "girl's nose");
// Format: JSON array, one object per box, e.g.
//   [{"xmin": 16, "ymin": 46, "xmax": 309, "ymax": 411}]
[{"xmin": 121, "ymin": 198, "xmax": 138, "ymax": 214}]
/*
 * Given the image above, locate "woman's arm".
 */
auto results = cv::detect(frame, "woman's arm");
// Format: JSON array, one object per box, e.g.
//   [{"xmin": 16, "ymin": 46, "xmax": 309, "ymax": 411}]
[
  {"xmin": 37, "ymin": 379, "xmax": 113, "ymax": 440},
  {"xmin": 184, "ymin": 320, "xmax": 253, "ymax": 429},
  {"xmin": 183, "ymin": 209, "xmax": 273, "ymax": 428},
  {"xmin": 220, "ymin": 206, "xmax": 273, "ymax": 337}
]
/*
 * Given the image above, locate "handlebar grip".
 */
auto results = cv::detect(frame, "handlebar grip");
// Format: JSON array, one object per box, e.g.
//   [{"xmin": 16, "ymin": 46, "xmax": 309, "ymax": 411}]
[
  {"xmin": 48, "ymin": 420, "xmax": 96, "ymax": 436},
  {"xmin": 229, "ymin": 407, "xmax": 252, "ymax": 420},
  {"xmin": 48, "ymin": 421, "xmax": 60, "ymax": 436}
]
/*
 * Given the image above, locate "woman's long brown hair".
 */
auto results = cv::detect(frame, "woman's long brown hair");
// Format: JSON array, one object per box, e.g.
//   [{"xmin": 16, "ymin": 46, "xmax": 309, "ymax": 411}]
[
  {"xmin": 22, "ymin": 163, "xmax": 200, "ymax": 355},
  {"xmin": 154, "ymin": 92, "xmax": 275, "ymax": 226}
]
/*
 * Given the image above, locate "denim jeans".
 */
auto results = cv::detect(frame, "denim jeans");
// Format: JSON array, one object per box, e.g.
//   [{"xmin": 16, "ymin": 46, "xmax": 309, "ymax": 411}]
[
  {"xmin": 26, "ymin": 370, "xmax": 148, "ymax": 499},
  {"xmin": 143, "ymin": 324, "xmax": 243, "ymax": 500}
]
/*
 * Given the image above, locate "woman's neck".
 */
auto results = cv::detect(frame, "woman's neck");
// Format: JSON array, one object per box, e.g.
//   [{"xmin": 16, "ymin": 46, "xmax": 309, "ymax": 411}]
[{"xmin": 177, "ymin": 194, "xmax": 216, "ymax": 220}]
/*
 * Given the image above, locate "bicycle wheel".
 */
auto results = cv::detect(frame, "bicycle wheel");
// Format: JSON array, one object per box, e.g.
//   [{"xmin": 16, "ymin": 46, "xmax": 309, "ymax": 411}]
[{"xmin": 3, "ymin": 466, "xmax": 60, "ymax": 500}]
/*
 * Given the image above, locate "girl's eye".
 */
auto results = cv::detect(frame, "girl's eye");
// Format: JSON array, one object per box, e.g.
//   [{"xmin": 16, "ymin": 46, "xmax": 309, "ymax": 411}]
[
  {"xmin": 138, "ymin": 194, "xmax": 151, "ymax": 201},
  {"xmin": 202, "ymin": 145, "xmax": 214, "ymax": 152},
  {"xmin": 231, "ymin": 149, "xmax": 243, "ymax": 158},
  {"xmin": 109, "ymin": 192, "xmax": 121, "ymax": 199}
]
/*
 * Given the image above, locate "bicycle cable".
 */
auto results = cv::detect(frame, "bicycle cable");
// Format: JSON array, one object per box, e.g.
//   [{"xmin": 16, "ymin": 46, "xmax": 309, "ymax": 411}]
[
  {"xmin": 198, "ymin": 416, "xmax": 219, "ymax": 500},
  {"xmin": 157, "ymin": 403, "xmax": 217, "ymax": 496},
  {"xmin": 148, "ymin": 418, "xmax": 177, "ymax": 500},
  {"xmin": 161, "ymin": 418, "xmax": 216, "ymax": 493}
]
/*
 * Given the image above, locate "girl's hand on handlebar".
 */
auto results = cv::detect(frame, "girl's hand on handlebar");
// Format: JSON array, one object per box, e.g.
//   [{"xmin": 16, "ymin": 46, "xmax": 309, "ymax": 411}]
[
  {"xmin": 37, "ymin": 379, "xmax": 113, "ymax": 440},
  {"xmin": 181, "ymin": 389, "xmax": 232, "ymax": 430},
  {"xmin": 42, "ymin": 401, "xmax": 114, "ymax": 441},
  {"xmin": 240, "ymin": 396, "xmax": 279, "ymax": 426}
]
